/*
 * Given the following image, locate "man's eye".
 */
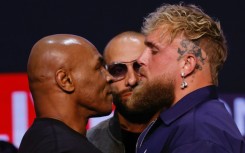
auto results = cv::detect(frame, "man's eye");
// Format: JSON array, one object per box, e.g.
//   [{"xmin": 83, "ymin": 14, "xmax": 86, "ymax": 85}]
[{"xmin": 151, "ymin": 49, "xmax": 158, "ymax": 55}]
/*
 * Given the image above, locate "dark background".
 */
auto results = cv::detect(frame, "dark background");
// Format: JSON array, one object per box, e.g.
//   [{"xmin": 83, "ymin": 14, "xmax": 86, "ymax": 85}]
[{"xmin": 1, "ymin": 0, "xmax": 245, "ymax": 93}]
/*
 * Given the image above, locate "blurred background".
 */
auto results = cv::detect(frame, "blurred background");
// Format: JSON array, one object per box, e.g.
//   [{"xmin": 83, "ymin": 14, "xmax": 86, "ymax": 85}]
[{"xmin": 0, "ymin": 0, "xmax": 244, "ymax": 148}]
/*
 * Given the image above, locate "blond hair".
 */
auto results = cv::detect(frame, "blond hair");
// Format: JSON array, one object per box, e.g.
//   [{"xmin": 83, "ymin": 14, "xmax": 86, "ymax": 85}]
[{"xmin": 142, "ymin": 3, "xmax": 227, "ymax": 85}]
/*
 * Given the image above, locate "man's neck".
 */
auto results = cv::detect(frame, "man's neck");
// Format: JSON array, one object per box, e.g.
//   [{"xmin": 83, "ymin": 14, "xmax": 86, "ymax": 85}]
[{"xmin": 117, "ymin": 112, "xmax": 159, "ymax": 133}]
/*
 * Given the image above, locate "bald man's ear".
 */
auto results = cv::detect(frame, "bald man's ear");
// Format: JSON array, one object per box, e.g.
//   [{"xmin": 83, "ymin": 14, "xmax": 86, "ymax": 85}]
[{"xmin": 56, "ymin": 69, "xmax": 75, "ymax": 93}]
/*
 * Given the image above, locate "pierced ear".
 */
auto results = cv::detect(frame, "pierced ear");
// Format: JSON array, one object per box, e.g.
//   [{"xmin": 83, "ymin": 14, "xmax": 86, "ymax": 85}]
[
  {"xmin": 180, "ymin": 55, "xmax": 197, "ymax": 76},
  {"xmin": 56, "ymin": 69, "xmax": 75, "ymax": 93}
]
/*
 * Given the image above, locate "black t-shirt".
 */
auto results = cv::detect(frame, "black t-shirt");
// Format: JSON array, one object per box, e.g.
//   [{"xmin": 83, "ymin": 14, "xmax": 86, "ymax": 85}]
[
  {"xmin": 121, "ymin": 129, "xmax": 141, "ymax": 153},
  {"xmin": 18, "ymin": 118, "xmax": 102, "ymax": 153}
]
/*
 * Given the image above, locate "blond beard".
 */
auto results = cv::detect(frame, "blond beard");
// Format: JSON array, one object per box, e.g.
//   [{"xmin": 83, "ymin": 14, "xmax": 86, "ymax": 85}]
[{"xmin": 127, "ymin": 76, "xmax": 175, "ymax": 114}]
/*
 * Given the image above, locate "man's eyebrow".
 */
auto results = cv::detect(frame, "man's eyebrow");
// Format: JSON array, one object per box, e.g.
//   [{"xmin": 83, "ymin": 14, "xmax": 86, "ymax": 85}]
[
  {"xmin": 144, "ymin": 41, "xmax": 153, "ymax": 47},
  {"xmin": 145, "ymin": 41, "xmax": 160, "ymax": 50},
  {"xmin": 145, "ymin": 41, "xmax": 157, "ymax": 48}
]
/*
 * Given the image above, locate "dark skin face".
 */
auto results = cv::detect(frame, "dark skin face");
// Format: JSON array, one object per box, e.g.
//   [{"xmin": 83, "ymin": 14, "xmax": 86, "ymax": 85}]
[{"xmin": 28, "ymin": 34, "xmax": 113, "ymax": 134}]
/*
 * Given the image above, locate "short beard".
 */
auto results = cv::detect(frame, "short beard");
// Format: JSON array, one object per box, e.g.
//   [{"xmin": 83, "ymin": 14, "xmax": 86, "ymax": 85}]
[
  {"xmin": 126, "ymin": 76, "xmax": 175, "ymax": 116},
  {"xmin": 113, "ymin": 93, "xmax": 158, "ymax": 124}
]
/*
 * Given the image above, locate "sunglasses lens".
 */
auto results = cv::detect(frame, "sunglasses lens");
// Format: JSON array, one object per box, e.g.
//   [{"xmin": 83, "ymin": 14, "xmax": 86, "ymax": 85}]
[
  {"xmin": 108, "ymin": 64, "xmax": 127, "ymax": 78},
  {"xmin": 133, "ymin": 62, "xmax": 141, "ymax": 74}
]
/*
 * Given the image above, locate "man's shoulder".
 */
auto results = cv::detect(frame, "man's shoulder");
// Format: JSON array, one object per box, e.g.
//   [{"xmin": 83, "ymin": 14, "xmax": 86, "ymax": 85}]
[
  {"xmin": 20, "ymin": 118, "xmax": 103, "ymax": 153},
  {"xmin": 175, "ymin": 99, "xmax": 236, "ymax": 131},
  {"xmin": 87, "ymin": 118, "xmax": 111, "ymax": 137},
  {"xmin": 168, "ymin": 99, "xmax": 244, "ymax": 147},
  {"xmin": 194, "ymin": 99, "xmax": 233, "ymax": 124},
  {"xmin": 20, "ymin": 118, "xmax": 86, "ymax": 145}
]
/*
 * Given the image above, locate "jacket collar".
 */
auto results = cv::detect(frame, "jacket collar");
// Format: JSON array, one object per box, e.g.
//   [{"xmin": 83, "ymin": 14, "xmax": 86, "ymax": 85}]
[
  {"xmin": 160, "ymin": 85, "xmax": 218, "ymax": 125},
  {"xmin": 109, "ymin": 110, "xmax": 122, "ymax": 141}
]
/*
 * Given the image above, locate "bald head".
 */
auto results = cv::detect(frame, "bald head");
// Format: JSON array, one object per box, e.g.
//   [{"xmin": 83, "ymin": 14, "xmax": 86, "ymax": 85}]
[
  {"xmin": 104, "ymin": 31, "xmax": 145, "ymax": 64},
  {"xmin": 28, "ymin": 34, "xmax": 96, "ymax": 84},
  {"xmin": 28, "ymin": 34, "xmax": 113, "ymax": 118},
  {"xmin": 26, "ymin": 34, "xmax": 113, "ymax": 134},
  {"xmin": 28, "ymin": 34, "xmax": 98, "ymax": 109}
]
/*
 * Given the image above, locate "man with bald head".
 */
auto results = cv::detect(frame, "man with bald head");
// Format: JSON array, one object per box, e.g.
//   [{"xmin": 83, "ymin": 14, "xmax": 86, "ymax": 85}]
[
  {"xmin": 18, "ymin": 34, "xmax": 113, "ymax": 153},
  {"xmin": 87, "ymin": 31, "xmax": 160, "ymax": 153}
]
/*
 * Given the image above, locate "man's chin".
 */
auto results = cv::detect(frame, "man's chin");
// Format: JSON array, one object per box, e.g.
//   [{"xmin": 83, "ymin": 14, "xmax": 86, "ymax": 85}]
[
  {"xmin": 121, "ymin": 96, "xmax": 130, "ymax": 103},
  {"xmin": 127, "ymin": 76, "xmax": 175, "ymax": 113}
]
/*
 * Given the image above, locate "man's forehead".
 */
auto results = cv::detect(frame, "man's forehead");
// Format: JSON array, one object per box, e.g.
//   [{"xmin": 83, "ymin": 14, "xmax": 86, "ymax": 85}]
[
  {"xmin": 105, "ymin": 48, "xmax": 142, "ymax": 64},
  {"xmin": 145, "ymin": 25, "xmax": 173, "ymax": 41},
  {"xmin": 146, "ymin": 30, "xmax": 164, "ymax": 43},
  {"xmin": 105, "ymin": 43, "xmax": 144, "ymax": 63},
  {"xmin": 145, "ymin": 30, "xmax": 185, "ymax": 49}
]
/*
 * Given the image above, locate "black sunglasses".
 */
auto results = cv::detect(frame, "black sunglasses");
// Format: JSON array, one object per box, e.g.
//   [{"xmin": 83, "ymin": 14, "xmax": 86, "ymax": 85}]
[{"xmin": 105, "ymin": 60, "xmax": 141, "ymax": 80}]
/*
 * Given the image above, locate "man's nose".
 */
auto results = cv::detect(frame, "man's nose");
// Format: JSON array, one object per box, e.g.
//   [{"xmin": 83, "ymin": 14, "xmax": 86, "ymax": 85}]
[
  {"xmin": 137, "ymin": 47, "xmax": 149, "ymax": 67},
  {"xmin": 125, "ymin": 67, "xmax": 139, "ymax": 87}
]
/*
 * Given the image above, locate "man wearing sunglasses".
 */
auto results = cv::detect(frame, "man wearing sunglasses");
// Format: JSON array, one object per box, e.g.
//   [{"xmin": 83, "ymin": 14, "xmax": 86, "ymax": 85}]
[{"xmin": 87, "ymin": 31, "xmax": 160, "ymax": 153}]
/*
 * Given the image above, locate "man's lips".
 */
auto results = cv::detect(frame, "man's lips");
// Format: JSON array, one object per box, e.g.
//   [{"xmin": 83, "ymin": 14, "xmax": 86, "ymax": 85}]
[{"xmin": 122, "ymin": 92, "xmax": 132, "ymax": 98}]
